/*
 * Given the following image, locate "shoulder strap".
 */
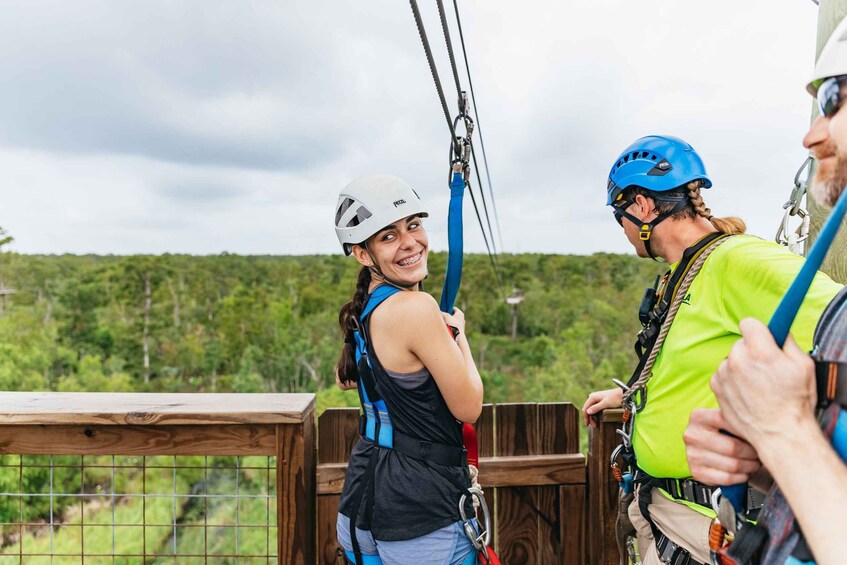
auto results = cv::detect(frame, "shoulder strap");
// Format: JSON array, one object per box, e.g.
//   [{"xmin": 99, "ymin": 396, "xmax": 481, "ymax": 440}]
[
  {"xmin": 634, "ymin": 232, "xmax": 730, "ymax": 361},
  {"xmin": 624, "ymin": 234, "xmax": 735, "ymax": 401},
  {"xmin": 360, "ymin": 284, "xmax": 403, "ymax": 321}
]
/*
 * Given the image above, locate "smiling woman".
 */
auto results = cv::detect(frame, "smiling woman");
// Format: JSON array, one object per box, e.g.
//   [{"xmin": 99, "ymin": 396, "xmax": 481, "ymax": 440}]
[{"xmin": 331, "ymin": 174, "xmax": 484, "ymax": 565}]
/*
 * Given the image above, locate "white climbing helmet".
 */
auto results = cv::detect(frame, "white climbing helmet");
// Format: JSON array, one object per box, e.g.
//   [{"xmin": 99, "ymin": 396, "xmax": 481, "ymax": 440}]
[
  {"xmin": 808, "ymin": 15, "xmax": 847, "ymax": 96},
  {"xmin": 334, "ymin": 174, "xmax": 429, "ymax": 255}
]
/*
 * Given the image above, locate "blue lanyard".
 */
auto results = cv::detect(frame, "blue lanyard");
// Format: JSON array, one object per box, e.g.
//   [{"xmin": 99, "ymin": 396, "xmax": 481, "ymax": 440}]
[{"xmin": 440, "ymin": 171, "xmax": 466, "ymax": 313}]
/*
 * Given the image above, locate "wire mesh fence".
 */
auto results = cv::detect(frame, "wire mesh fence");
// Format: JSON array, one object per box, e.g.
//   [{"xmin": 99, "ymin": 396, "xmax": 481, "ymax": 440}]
[{"xmin": 0, "ymin": 454, "xmax": 279, "ymax": 564}]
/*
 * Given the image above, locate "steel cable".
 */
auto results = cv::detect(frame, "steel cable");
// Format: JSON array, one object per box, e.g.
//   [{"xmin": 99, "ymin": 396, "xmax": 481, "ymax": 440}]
[
  {"xmin": 452, "ymin": 0, "xmax": 505, "ymax": 252},
  {"xmin": 409, "ymin": 0, "xmax": 457, "ymax": 141}
]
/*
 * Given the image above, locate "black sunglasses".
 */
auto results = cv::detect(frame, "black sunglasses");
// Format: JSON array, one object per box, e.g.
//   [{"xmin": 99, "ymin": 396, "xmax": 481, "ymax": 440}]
[
  {"xmin": 818, "ymin": 75, "xmax": 847, "ymax": 118},
  {"xmin": 613, "ymin": 199, "xmax": 635, "ymax": 227}
]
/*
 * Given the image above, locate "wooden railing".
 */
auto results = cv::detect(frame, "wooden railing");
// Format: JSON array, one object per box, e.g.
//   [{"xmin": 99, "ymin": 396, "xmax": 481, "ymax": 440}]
[
  {"xmin": 0, "ymin": 392, "xmax": 316, "ymax": 564},
  {"xmin": 0, "ymin": 394, "xmax": 625, "ymax": 564},
  {"xmin": 317, "ymin": 404, "xmax": 624, "ymax": 565}
]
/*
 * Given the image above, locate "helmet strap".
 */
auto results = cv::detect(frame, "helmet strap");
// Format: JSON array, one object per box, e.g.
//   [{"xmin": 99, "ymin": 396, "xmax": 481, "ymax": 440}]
[
  {"xmin": 616, "ymin": 198, "xmax": 688, "ymax": 262},
  {"xmin": 363, "ymin": 244, "xmax": 420, "ymax": 290}
]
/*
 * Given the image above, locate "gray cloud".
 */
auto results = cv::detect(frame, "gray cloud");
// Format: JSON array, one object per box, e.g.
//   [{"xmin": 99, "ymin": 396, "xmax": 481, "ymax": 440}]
[{"xmin": 0, "ymin": 0, "xmax": 824, "ymax": 256}]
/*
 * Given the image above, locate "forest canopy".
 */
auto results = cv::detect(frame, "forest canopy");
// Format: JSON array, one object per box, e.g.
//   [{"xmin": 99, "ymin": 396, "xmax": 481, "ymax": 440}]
[{"xmin": 0, "ymin": 242, "xmax": 662, "ymax": 412}]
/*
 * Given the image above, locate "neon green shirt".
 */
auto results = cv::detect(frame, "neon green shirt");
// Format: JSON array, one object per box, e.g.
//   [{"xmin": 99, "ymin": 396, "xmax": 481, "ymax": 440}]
[{"xmin": 632, "ymin": 235, "xmax": 842, "ymax": 479}]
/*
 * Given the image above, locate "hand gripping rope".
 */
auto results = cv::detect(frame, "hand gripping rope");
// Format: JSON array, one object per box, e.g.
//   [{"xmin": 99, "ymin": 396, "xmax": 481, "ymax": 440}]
[{"xmin": 712, "ymin": 186, "xmax": 847, "ymax": 562}]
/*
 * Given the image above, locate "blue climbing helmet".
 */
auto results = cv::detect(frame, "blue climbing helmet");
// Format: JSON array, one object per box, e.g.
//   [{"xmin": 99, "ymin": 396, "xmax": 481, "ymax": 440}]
[{"xmin": 606, "ymin": 135, "xmax": 712, "ymax": 206}]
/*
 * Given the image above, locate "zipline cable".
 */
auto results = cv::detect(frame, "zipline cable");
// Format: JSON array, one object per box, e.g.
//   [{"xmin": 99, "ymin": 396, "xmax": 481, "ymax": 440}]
[
  {"xmin": 409, "ymin": 0, "xmax": 504, "ymax": 301},
  {"xmin": 409, "ymin": 0, "xmax": 457, "ymax": 143},
  {"xmin": 452, "ymin": 0, "xmax": 505, "ymax": 253},
  {"xmin": 471, "ymin": 141, "xmax": 501, "ymax": 257},
  {"xmin": 436, "ymin": 0, "xmax": 464, "ymax": 108}
]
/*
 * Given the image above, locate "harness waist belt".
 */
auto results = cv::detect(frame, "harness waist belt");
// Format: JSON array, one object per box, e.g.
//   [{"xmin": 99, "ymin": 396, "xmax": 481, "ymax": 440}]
[
  {"xmin": 359, "ymin": 415, "xmax": 467, "ymax": 467},
  {"xmin": 648, "ymin": 477, "xmax": 766, "ymax": 512},
  {"xmin": 816, "ymin": 360, "xmax": 847, "ymax": 409},
  {"xmin": 655, "ymin": 533, "xmax": 706, "ymax": 565}
]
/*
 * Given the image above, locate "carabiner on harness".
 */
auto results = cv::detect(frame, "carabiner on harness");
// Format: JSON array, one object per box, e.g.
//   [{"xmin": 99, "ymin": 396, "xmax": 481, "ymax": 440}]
[
  {"xmin": 776, "ymin": 156, "xmax": 812, "ymax": 255},
  {"xmin": 459, "ymin": 486, "xmax": 491, "ymax": 552}
]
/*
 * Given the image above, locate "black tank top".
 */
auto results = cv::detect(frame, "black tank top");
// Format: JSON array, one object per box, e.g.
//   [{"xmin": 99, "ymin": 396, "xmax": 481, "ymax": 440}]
[{"xmin": 337, "ymin": 288, "xmax": 472, "ymax": 541}]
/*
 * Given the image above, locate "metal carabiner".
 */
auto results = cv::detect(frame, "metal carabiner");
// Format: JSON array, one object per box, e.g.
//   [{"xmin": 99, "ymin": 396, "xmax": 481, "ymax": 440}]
[{"xmin": 459, "ymin": 486, "xmax": 491, "ymax": 552}]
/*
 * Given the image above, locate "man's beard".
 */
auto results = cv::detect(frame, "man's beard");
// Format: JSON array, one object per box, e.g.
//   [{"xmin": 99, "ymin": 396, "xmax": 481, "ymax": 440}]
[{"xmin": 811, "ymin": 154, "xmax": 847, "ymax": 207}]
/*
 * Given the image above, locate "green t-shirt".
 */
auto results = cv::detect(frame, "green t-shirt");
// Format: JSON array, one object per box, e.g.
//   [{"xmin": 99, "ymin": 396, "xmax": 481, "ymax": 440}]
[{"xmin": 632, "ymin": 235, "xmax": 842, "ymax": 479}]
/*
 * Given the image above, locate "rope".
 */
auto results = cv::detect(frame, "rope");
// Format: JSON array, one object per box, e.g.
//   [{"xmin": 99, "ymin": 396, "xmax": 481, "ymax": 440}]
[{"xmin": 622, "ymin": 236, "xmax": 732, "ymax": 404}]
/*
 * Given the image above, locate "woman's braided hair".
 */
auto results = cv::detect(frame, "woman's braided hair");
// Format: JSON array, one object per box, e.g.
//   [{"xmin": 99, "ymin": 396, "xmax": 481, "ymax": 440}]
[
  {"xmin": 335, "ymin": 266, "xmax": 372, "ymax": 385},
  {"xmin": 622, "ymin": 180, "xmax": 746, "ymax": 235}
]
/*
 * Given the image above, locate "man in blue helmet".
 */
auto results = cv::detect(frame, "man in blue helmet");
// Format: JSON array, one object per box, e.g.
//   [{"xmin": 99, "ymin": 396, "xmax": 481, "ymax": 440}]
[
  {"xmin": 684, "ymin": 16, "xmax": 847, "ymax": 564},
  {"xmin": 582, "ymin": 135, "xmax": 840, "ymax": 564}
]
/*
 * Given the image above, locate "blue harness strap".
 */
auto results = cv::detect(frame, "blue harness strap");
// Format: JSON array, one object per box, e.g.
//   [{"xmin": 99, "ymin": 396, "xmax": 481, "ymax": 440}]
[
  {"xmin": 355, "ymin": 285, "xmax": 402, "ymax": 449},
  {"xmin": 440, "ymin": 171, "xmax": 466, "ymax": 313}
]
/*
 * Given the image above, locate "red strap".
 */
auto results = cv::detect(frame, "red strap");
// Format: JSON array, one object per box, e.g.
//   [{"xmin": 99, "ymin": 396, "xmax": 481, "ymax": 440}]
[
  {"xmin": 463, "ymin": 423, "xmax": 479, "ymax": 468},
  {"xmin": 478, "ymin": 547, "xmax": 502, "ymax": 565}
]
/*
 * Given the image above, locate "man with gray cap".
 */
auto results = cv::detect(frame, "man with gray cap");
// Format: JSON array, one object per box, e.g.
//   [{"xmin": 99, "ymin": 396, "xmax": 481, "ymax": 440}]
[{"xmin": 684, "ymin": 16, "xmax": 847, "ymax": 564}]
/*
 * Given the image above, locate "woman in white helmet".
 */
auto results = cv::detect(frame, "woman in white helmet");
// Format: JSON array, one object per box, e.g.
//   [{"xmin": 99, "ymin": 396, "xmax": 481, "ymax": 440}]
[{"xmin": 333, "ymin": 174, "xmax": 484, "ymax": 565}]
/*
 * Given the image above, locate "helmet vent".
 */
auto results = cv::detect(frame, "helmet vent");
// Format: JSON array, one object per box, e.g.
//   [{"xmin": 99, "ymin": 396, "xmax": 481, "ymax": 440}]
[
  {"xmin": 335, "ymin": 197, "xmax": 355, "ymax": 225},
  {"xmin": 346, "ymin": 206, "xmax": 373, "ymax": 228}
]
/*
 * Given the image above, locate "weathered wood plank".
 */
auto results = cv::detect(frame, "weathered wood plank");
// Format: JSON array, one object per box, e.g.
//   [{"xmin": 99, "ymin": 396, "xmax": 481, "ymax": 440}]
[
  {"xmin": 316, "ymin": 454, "xmax": 586, "ymax": 495},
  {"xmin": 537, "ymin": 403, "xmax": 572, "ymax": 564},
  {"xmin": 0, "ymin": 424, "xmax": 279, "ymax": 456},
  {"xmin": 476, "ymin": 404, "xmax": 495, "ymax": 458},
  {"xmin": 317, "ymin": 408, "xmax": 360, "ymax": 564},
  {"xmin": 0, "ymin": 392, "xmax": 315, "ymax": 425},
  {"xmin": 318, "ymin": 408, "xmax": 360, "ymax": 464},
  {"xmin": 278, "ymin": 407, "xmax": 316, "ymax": 565},
  {"xmin": 495, "ymin": 403, "xmax": 539, "ymax": 564},
  {"xmin": 560, "ymin": 484, "xmax": 587, "ymax": 565},
  {"xmin": 588, "ymin": 409, "xmax": 624, "ymax": 565}
]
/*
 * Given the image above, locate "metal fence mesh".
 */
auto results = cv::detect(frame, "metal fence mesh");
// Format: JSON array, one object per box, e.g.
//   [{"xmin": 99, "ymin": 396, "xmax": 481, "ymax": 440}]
[{"xmin": 0, "ymin": 454, "xmax": 278, "ymax": 563}]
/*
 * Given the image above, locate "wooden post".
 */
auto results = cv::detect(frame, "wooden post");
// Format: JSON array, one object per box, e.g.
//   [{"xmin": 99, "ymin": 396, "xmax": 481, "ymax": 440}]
[
  {"xmin": 278, "ymin": 402, "xmax": 317, "ymax": 565},
  {"xmin": 807, "ymin": 0, "xmax": 847, "ymax": 282},
  {"xmin": 587, "ymin": 409, "xmax": 624, "ymax": 565}
]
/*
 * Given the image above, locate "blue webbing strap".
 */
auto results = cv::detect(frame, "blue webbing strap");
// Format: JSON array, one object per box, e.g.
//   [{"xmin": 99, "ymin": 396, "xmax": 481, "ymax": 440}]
[
  {"xmin": 440, "ymin": 171, "xmax": 466, "ymax": 313},
  {"xmin": 356, "ymin": 285, "xmax": 402, "ymax": 448},
  {"xmin": 721, "ymin": 187, "xmax": 847, "ymax": 514}
]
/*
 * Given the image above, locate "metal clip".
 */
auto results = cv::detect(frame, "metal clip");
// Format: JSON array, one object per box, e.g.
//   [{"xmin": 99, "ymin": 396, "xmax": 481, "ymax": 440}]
[
  {"xmin": 776, "ymin": 156, "xmax": 812, "ymax": 253},
  {"xmin": 459, "ymin": 486, "xmax": 491, "ymax": 551}
]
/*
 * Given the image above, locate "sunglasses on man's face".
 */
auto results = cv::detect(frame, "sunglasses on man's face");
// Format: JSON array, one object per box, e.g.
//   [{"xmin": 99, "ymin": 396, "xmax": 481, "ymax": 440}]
[
  {"xmin": 818, "ymin": 75, "xmax": 847, "ymax": 118},
  {"xmin": 613, "ymin": 199, "xmax": 635, "ymax": 227}
]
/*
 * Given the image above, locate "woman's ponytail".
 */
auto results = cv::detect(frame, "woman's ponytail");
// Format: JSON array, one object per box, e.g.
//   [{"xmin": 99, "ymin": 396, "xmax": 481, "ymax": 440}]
[
  {"xmin": 686, "ymin": 181, "xmax": 746, "ymax": 235},
  {"xmin": 336, "ymin": 266, "xmax": 372, "ymax": 386}
]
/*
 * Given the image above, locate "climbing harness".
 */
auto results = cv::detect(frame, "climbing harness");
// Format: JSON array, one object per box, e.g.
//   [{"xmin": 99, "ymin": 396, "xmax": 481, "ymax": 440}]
[
  {"xmin": 712, "ymin": 186, "xmax": 847, "ymax": 564},
  {"xmin": 345, "ymin": 285, "xmax": 494, "ymax": 565},
  {"xmin": 609, "ymin": 233, "xmax": 736, "ymax": 564},
  {"xmin": 775, "ymin": 157, "xmax": 812, "ymax": 255}
]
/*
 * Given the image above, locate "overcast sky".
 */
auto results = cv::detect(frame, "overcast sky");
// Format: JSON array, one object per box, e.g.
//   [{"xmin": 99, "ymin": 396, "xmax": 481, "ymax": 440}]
[{"xmin": 0, "ymin": 0, "xmax": 822, "ymax": 255}]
